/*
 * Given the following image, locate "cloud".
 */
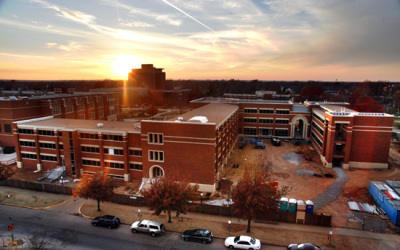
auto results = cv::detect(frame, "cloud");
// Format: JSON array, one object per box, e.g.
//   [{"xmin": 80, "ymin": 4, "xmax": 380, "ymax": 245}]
[
  {"xmin": 46, "ymin": 41, "xmax": 83, "ymax": 52},
  {"xmin": 119, "ymin": 20, "xmax": 154, "ymax": 28},
  {"xmin": 101, "ymin": 0, "xmax": 182, "ymax": 27},
  {"xmin": 31, "ymin": 0, "xmax": 96, "ymax": 25}
]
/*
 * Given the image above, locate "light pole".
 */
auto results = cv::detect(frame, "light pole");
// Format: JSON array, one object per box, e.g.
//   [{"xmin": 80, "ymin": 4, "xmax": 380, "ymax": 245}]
[
  {"xmin": 61, "ymin": 176, "xmax": 64, "ymax": 188},
  {"xmin": 138, "ymin": 209, "xmax": 142, "ymax": 221},
  {"xmin": 227, "ymin": 220, "xmax": 232, "ymax": 236},
  {"xmin": 200, "ymin": 193, "xmax": 203, "ymax": 204}
]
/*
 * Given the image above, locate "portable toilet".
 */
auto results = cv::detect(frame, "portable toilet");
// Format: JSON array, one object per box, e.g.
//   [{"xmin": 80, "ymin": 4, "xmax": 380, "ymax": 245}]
[
  {"xmin": 288, "ymin": 198, "xmax": 297, "ymax": 213},
  {"xmin": 296, "ymin": 200, "xmax": 306, "ymax": 224},
  {"xmin": 280, "ymin": 197, "xmax": 288, "ymax": 211},
  {"xmin": 305, "ymin": 200, "xmax": 314, "ymax": 214}
]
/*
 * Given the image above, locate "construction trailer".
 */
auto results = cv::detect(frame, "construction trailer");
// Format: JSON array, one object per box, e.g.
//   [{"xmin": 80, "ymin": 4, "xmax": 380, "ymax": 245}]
[{"xmin": 369, "ymin": 181, "xmax": 400, "ymax": 226}]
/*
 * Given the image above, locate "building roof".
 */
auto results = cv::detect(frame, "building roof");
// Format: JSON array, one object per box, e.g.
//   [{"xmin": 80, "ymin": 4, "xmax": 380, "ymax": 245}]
[
  {"xmin": 169, "ymin": 103, "xmax": 238, "ymax": 128},
  {"xmin": 15, "ymin": 117, "xmax": 141, "ymax": 134},
  {"xmin": 191, "ymin": 97, "xmax": 292, "ymax": 105},
  {"xmin": 0, "ymin": 91, "xmax": 117, "ymax": 101},
  {"xmin": 320, "ymin": 105, "xmax": 356, "ymax": 113},
  {"xmin": 292, "ymin": 105, "xmax": 309, "ymax": 113}
]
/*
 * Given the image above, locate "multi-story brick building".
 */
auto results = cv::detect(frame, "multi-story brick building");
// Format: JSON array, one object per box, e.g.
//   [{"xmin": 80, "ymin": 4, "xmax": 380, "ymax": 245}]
[
  {"xmin": 0, "ymin": 92, "xmax": 121, "ymax": 147},
  {"xmin": 191, "ymin": 98, "xmax": 393, "ymax": 169},
  {"xmin": 13, "ymin": 103, "xmax": 238, "ymax": 192},
  {"xmin": 12, "ymin": 97, "xmax": 393, "ymax": 192},
  {"xmin": 308, "ymin": 103, "xmax": 393, "ymax": 169}
]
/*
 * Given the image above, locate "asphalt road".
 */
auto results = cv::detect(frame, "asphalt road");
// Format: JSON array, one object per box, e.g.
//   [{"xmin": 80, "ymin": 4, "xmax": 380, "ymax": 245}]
[{"xmin": 0, "ymin": 204, "xmax": 285, "ymax": 249}]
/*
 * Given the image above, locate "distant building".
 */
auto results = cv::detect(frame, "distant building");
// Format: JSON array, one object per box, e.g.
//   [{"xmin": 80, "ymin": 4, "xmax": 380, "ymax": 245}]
[
  {"xmin": 128, "ymin": 64, "xmax": 166, "ymax": 90},
  {"xmin": 0, "ymin": 92, "xmax": 121, "ymax": 147}
]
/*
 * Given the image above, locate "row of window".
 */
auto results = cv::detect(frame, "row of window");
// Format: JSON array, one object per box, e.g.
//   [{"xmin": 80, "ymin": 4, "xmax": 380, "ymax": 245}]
[
  {"xmin": 80, "ymin": 133, "xmax": 123, "ymax": 141},
  {"xmin": 81, "ymin": 146, "xmax": 143, "ymax": 156},
  {"xmin": 18, "ymin": 129, "xmax": 62, "ymax": 136},
  {"xmin": 312, "ymin": 121, "xmax": 324, "ymax": 136},
  {"xmin": 243, "ymin": 118, "xmax": 289, "ymax": 124},
  {"xmin": 53, "ymin": 103, "xmax": 106, "ymax": 116},
  {"xmin": 313, "ymin": 113, "xmax": 325, "ymax": 124},
  {"xmin": 21, "ymin": 153, "xmax": 58, "ymax": 162},
  {"xmin": 20, "ymin": 141, "xmax": 64, "ymax": 150},
  {"xmin": 311, "ymin": 131, "xmax": 323, "ymax": 147},
  {"xmin": 81, "ymin": 159, "xmax": 143, "ymax": 170},
  {"xmin": 243, "ymin": 128, "xmax": 289, "ymax": 137},
  {"xmin": 244, "ymin": 108, "xmax": 290, "ymax": 114}
]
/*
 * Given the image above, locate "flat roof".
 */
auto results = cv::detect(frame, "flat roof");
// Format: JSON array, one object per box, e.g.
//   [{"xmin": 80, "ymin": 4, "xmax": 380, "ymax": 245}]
[
  {"xmin": 169, "ymin": 103, "xmax": 238, "ymax": 127},
  {"xmin": 320, "ymin": 105, "xmax": 357, "ymax": 113},
  {"xmin": 191, "ymin": 97, "xmax": 292, "ymax": 104},
  {"xmin": 16, "ymin": 117, "xmax": 141, "ymax": 133}
]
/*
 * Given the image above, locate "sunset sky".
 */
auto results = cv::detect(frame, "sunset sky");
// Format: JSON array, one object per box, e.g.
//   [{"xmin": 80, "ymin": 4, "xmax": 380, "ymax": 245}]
[{"xmin": 1, "ymin": 0, "xmax": 399, "ymax": 81}]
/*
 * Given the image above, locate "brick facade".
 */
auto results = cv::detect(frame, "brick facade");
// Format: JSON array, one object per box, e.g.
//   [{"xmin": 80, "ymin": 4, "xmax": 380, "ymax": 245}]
[{"xmin": 0, "ymin": 92, "xmax": 121, "ymax": 147}]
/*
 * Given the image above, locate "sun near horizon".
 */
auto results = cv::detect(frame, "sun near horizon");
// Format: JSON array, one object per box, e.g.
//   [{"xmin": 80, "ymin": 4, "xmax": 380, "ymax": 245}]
[{"xmin": 110, "ymin": 55, "xmax": 142, "ymax": 79}]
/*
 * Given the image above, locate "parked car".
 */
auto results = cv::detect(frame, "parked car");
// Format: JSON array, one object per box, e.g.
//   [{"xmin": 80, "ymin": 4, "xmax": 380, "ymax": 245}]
[
  {"xmin": 91, "ymin": 215, "xmax": 120, "ymax": 229},
  {"xmin": 181, "ymin": 229, "xmax": 213, "ymax": 244},
  {"xmin": 271, "ymin": 137, "xmax": 281, "ymax": 146},
  {"xmin": 287, "ymin": 243, "xmax": 325, "ymax": 250},
  {"xmin": 130, "ymin": 220, "xmax": 165, "ymax": 237},
  {"xmin": 225, "ymin": 235, "xmax": 261, "ymax": 249}
]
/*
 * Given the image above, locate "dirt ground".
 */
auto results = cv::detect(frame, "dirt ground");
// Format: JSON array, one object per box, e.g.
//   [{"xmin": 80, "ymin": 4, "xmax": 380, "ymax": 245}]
[
  {"xmin": 219, "ymin": 139, "xmax": 400, "ymax": 231},
  {"xmin": 221, "ymin": 140, "xmax": 336, "ymax": 202}
]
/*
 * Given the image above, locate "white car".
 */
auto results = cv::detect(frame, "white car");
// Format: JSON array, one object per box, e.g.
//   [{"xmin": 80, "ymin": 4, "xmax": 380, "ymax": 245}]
[{"xmin": 225, "ymin": 235, "xmax": 261, "ymax": 249}]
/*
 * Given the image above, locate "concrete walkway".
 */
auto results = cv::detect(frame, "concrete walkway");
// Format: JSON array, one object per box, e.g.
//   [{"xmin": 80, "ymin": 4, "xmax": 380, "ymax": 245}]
[{"xmin": 312, "ymin": 167, "xmax": 349, "ymax": 211}]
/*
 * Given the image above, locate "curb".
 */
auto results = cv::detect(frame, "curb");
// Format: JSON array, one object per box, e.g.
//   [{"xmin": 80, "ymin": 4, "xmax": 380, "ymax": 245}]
[{"xmin": 0, "ymin": 199, "xmax": 67, "ymax": 210}]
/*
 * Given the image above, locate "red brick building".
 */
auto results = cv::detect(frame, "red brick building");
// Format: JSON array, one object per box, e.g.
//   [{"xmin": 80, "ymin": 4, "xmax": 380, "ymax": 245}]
[
  {"xmin": 191, "ymin": 98, "xmax": 394, "ymax": 169},
  {"xmin": 13, "ymin": 103, "xmax": 238, "ymax": 192},
  {"xmin": 0, "ymin": 92, "xmax": 121, "ymax": 147},
  {"xmin": 308, "ymin": 104, "xmax": 393, "ymax": 169}
]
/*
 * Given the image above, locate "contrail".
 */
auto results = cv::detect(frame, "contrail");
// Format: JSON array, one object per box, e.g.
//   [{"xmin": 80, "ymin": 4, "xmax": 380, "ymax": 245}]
[{"xmin": 162, "ymin": 0, "xmax": 214, "ymax": 32}]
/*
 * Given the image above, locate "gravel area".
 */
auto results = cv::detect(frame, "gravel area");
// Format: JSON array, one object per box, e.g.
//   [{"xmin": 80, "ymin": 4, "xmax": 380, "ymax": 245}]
[
  {"xmin": 296, "ymin": 169, "xmax": 316, "ymax": 176},
  {"xmin": 312, "ymin": 168, "xmax": 349, "ymax": 211},
  {"xmin": 281, "ymin": 152, "xmax": 304, "ymax": 166}
]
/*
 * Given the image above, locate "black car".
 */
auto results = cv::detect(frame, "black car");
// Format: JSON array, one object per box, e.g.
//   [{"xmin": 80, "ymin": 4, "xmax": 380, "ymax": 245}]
[
  {"xmin": 181, "ymin": 229, "xmax": 213, "ymax": 244},
  {"xmin": 91, "ymin": 215, "xmax": 120, "ymax": 229},
  {"xmin": 288, "ymin": 243, "xmax": 325, "ymax": 250}
]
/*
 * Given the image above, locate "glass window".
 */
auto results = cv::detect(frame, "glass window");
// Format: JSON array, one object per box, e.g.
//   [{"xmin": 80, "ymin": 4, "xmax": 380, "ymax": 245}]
[
  {"xmin": 4, "ymin": 124, "xmax": 12, "ymax": 133},
  {"xmin": 276, "ymin": 109, "xmax": 289, "ymax": 114},
  {"xmin": 244, "ymin": 127, "xmax": 257, "ymax": 135},
  {"xmin": 149, "ymin": 150, "xmax": 164, "ymax": 162},
  {"xmin": 244, "ymin": 108, "xmax": 257, "ymax": 113},
  {"xmin": 148, "ymin": 133, "xmax": 163, "ymax": 144},
  {"xmin": 275, "ymin": 129, "xmax": 288, "ymax": 136}
]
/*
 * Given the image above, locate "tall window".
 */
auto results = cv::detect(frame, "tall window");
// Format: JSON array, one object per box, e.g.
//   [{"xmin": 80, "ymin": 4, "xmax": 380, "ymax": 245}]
[
  {"xmin": 52, "ymin": 106, "xmax": 61, "ymax": 115},
  {"xmin": 149, "ymin": 150, "xmax": 164, "ymax": 162},
  {"xmin": 78, "ymin": 103, "xmax": 85, "ymax": 111},
  {"xmin": 4, "ymin": 124, "xmax": 11, "ymax": 133},
  {"xmin": 148, "ymin": 133, "xmax": 163, "ymax": 144},
  {"xmin": 66, "ymin": 105, "xmax": 74, "ymax": 113}
]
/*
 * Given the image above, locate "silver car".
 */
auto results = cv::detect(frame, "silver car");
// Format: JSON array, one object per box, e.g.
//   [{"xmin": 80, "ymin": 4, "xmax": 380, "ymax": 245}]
[{"xmin": 130, "ymin": 220, "xmax": 165, "ymax": 237}]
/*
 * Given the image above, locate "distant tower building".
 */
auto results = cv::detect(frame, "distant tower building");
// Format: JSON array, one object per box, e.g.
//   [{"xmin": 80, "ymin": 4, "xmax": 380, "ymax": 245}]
[{"xmin": 128, "ymin": 64, "xmax": 165, "ymax": 90}]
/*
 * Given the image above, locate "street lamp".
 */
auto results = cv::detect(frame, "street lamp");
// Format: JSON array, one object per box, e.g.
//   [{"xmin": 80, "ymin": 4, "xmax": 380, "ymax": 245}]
[
  {"xmin": 200, "ymin": 193, "xmax": 203, "ymax": 204},
  {"xmin": 60, "ymin": 176, "xmax": 64, "ymax": 188},
  {"xmin": 227, "ymin": 220, "xmax": 232, "ymax": 236},
  {"xmin": 138, "ymin": 209, "xmax": 142, "ymax": 221}
]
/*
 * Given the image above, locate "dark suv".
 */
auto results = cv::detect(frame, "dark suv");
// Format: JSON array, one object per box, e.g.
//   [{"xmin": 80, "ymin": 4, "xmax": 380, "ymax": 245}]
[{"xmin": 91, "ymin": 215, "xmax": 120, "ymax": 229}]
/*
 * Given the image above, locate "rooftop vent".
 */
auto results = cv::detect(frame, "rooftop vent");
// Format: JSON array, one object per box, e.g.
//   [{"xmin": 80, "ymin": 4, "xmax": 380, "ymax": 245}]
[
  {"xmin": 189, "ymin": 116, "xmax": 208, "ymax": 123},
  {"xmin": 97, "ymin": 123, "xmax": 104, "ymax": 128}
]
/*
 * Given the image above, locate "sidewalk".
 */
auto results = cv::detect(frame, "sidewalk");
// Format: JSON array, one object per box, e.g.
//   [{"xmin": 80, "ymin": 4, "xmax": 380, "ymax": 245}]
[{"xmin": 1, "ymin": 186, "xmax": 400, "ymax": 249}]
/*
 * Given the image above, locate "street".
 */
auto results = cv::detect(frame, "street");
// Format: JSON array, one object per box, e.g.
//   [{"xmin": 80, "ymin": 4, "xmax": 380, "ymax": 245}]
[{"xmin": 0, "ymin": 204, "xmax": 285, "ymax": 249}]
